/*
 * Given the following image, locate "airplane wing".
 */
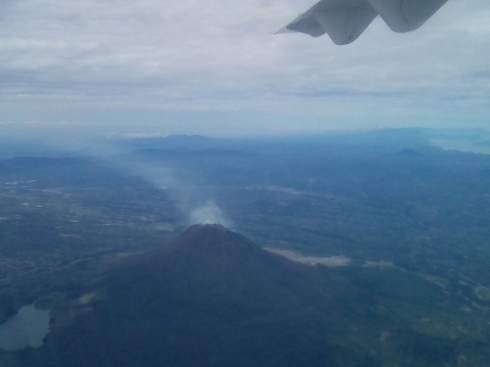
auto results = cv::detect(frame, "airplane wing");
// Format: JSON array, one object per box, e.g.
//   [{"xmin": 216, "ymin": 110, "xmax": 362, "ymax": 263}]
[
  {"xmin": 277, "ymin": 0, "xmax": 378, "ymax": 45},
  {"xmin": 278, "ymin": 0, "xmax": 448, "ymax": 45},
  {"xmin": 368, "ymin": 0, "xmax": 448, "ymax": 32}
]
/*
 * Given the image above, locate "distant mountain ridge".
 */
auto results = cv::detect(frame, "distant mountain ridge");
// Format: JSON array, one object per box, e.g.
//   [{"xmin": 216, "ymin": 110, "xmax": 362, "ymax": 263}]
[
  {"xmin": 118, "ymin": 134, "xmax": 224, "ymax": 151},
  {"xmin": 127, "ymin": 148, "xmax": 249, "ymax": 161}
]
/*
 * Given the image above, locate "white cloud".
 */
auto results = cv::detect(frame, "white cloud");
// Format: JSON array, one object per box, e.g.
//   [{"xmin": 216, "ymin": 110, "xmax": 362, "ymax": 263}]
[{"xmin": 0, "ymin": 0, "xmax": 489, "ymax": 136}]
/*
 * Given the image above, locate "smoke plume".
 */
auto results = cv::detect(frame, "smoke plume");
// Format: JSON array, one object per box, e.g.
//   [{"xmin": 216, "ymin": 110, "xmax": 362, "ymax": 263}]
[{"xmin": 189, "ymin": 200, "xmax": 231, "ymax": 227}]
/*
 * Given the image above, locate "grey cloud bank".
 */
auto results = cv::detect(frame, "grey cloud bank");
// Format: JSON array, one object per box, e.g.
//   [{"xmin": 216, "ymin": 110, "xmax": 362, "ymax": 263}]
[{"xmin": 0, "ymin": 0, "xmax": 489, "ymax": 139}]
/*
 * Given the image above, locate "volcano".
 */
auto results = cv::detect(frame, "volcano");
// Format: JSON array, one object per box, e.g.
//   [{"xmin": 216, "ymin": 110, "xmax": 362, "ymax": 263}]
[
  {"xmin": 112, "ymin": 224, "xmax": 340, "ymax": 314},
  {"xmin": 17, "ymin": 225, "xmax": 374, "ymax": 367}
]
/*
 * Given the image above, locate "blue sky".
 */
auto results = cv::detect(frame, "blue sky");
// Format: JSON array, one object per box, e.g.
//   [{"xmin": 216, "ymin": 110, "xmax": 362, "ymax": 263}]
[{"xmin": 0, "ymin": 0, "xmax": 489, "ymax": 144}]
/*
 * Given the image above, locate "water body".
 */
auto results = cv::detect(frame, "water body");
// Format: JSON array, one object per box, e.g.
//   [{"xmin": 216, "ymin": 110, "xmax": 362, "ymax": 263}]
[{"xmin": 0, "ymin": 304, "xmax": 50, "ymax": 351}]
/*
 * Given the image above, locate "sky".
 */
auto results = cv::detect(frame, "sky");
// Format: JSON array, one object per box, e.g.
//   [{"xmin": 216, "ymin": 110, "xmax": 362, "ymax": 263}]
[{"xmin": 0, "ymin": 0, "xmax": 489, "ymax": 144}]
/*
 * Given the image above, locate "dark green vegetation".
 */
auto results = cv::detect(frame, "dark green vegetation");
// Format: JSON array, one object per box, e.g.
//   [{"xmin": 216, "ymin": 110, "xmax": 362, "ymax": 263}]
[{"xmin": 0, "ymin": 129, "xmax": 490, "ymax": 366}]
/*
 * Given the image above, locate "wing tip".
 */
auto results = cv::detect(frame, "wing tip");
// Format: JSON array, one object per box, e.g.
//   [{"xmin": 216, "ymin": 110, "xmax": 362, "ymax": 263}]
[{"xmin": 275, "ymin": 26, "xmax": 295, "ymax": 35}]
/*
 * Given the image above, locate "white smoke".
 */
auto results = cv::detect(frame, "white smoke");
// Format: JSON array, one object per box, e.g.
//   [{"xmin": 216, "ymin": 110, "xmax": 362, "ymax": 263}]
[
  {"xmin": 189, "ymin": 200, "xmax": 231, "ymax": 227},
  {"xmin": 114, "ymin": 161, "xmax": 234, "ymax": 229}
]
